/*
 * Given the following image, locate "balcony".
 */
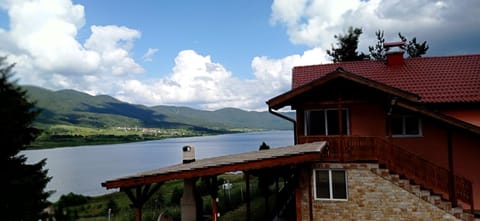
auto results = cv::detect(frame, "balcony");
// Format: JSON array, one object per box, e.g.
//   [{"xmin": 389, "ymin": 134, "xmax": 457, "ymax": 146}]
[{"xmin": 298, "ymin": 135, "xmax": 474, "ymax": 213}]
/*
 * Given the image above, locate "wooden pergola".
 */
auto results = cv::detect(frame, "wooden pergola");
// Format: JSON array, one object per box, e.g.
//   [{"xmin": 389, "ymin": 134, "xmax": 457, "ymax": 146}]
[{"xmin": 102, "ymin": 142, "xmax": 326, "ymax": 221}]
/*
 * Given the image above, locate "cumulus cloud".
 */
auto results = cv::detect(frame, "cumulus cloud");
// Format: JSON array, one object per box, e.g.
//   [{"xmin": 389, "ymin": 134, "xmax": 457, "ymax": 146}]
[
  {"xmin": 0, "ymin": 0, "xmax": 143, "ymax": 90},
  {"xmin": 114, "ymin": 48, "xmax": 328, "ymax": 111},
  {"xmin": 271, "ymin": 0, "xmax": 480, "ymax": 54}
]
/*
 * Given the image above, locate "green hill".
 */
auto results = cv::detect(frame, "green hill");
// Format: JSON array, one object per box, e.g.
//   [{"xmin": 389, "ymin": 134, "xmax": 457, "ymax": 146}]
[{"xmin": 24, "ymin": 86, "xmax": 295, "ymax": 131}]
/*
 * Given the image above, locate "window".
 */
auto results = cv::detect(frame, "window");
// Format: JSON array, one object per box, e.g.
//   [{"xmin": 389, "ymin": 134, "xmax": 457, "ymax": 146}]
[
  {"xmin": 392, "ymin": 115, "xmax": 422, "ymax": 136},
  {"xmin": 305, "ymin": 109, "xmax": 349, "ymax": 135},
  {"xmin": 314, "ymin": 170, "xmax": 347, "ymax": 200}
]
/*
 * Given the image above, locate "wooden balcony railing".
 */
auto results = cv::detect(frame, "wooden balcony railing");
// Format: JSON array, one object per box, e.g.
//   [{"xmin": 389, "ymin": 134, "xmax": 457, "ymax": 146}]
[{"xmin": 299, "ymin": 135, "xmax": 475, "ymax": 212}]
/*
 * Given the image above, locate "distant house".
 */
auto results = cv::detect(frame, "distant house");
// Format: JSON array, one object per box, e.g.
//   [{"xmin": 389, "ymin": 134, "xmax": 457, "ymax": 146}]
[
  {"xmin": 267, "ymin": 43, "xmax": 480, "ymax": 220},
  {"xmin": 103, "ymin": 44, "xmax": 479, "ymax": 221}
]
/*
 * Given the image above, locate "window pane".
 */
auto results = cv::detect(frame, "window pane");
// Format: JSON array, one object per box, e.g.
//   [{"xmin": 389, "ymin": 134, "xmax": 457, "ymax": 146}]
[
  {"xmin": 326, "ymin": 110, "xmax": 348, "ymax": 135},
  {"xmin": 326, "ymin": 110, "xmax": 340, "ymax": 135},
  {"xmin": 315, "ymin": 170, "xmax": 330, "ymax": 199},
  {"xmin": 307, "ymin": 111, "xmax": 326, "ymax": 135},
  {"xmin": 391, "ymin": 116, "xmax": 403, "ymax": 135},
  {"xmin": 341, "ymin": 109, "xmax": 348, "ymax": 135},
  {"xmin": 331, "ymin": 170, "xmax": 347, "ymax": 199},
  {"xmin": 405, "ymin": 116, "xmax": 420, "ymax": 135}
]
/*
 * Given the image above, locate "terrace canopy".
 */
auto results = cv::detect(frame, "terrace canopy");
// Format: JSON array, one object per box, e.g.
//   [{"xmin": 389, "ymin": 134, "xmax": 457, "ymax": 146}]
[{"xmin": 102, "ymin": 141, "xmax": 326, "ymax": 221}]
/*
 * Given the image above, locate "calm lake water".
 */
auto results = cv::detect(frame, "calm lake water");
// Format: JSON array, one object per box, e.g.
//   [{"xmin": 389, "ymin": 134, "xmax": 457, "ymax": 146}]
[{"xmin": 22, "ymin": 130, "xmax": 293, "ymax": 201}]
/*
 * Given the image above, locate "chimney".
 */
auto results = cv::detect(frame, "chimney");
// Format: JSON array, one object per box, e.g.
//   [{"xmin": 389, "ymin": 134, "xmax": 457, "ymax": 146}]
[
  {"xmin": 181, "ymin": 145, "xmax": 199, "ymax": 221},
  {"xmin": 182, "ymin": 145, "xmax": 195, "ymax": 163},
  {"xmin": 384, "ymin": 41, "xmax": 405, "ymax": 66}
]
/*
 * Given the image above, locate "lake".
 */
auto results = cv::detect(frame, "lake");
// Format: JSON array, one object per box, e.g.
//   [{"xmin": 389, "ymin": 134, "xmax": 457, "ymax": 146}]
[{"xmin": 23, "ymin": 130, "xmax": 294, "ymax": 201}]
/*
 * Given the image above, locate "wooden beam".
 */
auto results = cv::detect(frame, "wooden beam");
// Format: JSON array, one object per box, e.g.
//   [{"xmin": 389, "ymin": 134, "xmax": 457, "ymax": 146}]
[
  {"xmin": 104, "ymin": 152, "xmax": 322, "ymax": 189},
  {"xmin": 120, "ymin": 183, "xmax": 163, "ymax": 221}
]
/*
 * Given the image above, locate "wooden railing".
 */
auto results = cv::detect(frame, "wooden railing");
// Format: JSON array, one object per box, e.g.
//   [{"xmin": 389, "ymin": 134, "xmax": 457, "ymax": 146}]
[{"xmin": 299, "ymin": 135, "xmax": 475, "ymax": 212}]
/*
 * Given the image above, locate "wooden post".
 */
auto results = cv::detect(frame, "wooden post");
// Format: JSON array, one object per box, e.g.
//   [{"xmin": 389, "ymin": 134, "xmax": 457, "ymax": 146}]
[
  {"xmin": 337, "ymin": 93, "xmax": 345, "ymax": 162},
  {"xmin": 447, "ymin": 130, "xmax": 457, "ymax": 207},
  {"xmin": 307, "ymin": 167, "xmax": 313, "ymax": 221},
  {"xmin": 245, "ymin": 172, "xmax": 251, "ymax": 221},
  {"xmin": 135, "ymin": 207, "xmax": 142, "ymax": 221},
  {"xmin": 211, "ymin": 176, "xmax": 218, "ymax": 221},
  {"xmin": 295, "ymin": 188, "xmax": 302, "ymax": 221}
]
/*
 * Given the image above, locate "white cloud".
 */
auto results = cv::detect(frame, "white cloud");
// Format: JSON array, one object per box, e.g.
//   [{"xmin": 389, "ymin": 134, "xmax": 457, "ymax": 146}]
[
  {"xmin": 0, "ymin": 0, "xmax": 144, "ymax": 90},
  {"xmin": 271, "ymin": 0, "xmax": 480, "ymax": 54},
  {"xmin": 114, "ymin": 48, "xmax": 328, "ymax": 111},
  {"xmin": 252, "ymin": 47, "xmax": 328, "ymax": 95},
  {"xmin": 142, "ymin": 48, "xmax": 159, "ymax": 62}
]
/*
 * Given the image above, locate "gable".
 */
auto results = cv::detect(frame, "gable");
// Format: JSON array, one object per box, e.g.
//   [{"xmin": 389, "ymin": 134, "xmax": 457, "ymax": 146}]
[{"xmin": 267, "ymin": 68, "xmax": 419, "ymax": 110}]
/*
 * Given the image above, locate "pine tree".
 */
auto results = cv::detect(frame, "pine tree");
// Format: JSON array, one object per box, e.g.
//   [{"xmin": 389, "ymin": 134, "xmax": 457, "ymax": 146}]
[
  {"xmin": 398, "ymin": 33, "xmax": 429, "ymax": 58},
  {"xmin": 0, "ymin": 57, "xmax": 51, "ymax": 221},
  {"xmin": 368, "ymin": 30, "xmax": 429, "ymax": 60},
  {"xmin": 368, "ymin": 30, "xmax": 386, "ymax": 60},
  {"xmin": 327, "ymin": 27, "xmax": 369, "ymax": 62}
]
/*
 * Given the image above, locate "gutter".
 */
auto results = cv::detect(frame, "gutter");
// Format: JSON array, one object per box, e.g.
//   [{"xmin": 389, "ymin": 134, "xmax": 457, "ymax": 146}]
[{"xmin": 268, "ymin": 107, "xmax": 297, "ymax": 144}]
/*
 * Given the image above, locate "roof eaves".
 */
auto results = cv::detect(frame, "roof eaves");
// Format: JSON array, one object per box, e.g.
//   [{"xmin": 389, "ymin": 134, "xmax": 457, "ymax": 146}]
[{"xmin": 396, "ymin": 100, "xmax": 480, "ymax": 136}]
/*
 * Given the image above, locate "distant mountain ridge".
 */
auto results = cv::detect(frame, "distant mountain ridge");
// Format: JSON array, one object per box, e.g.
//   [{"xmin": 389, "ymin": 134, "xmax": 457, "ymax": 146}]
[{"xmin": 23, "ymin": 85, "xmax": 295, "ymax": 131}]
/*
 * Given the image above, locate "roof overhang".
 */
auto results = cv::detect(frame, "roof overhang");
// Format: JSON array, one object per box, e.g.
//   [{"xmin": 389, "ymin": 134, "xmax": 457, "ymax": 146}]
[
  {"xmin": 267, "ymin": 68, "xmax": 420, "ymax": 110},
  {"xmin": 396, "ymin": 100, "xmax": 480, "ymax": 136},
  {"xmin": 102, "ymin": 142, "xmax": 326, "ymax": 189}
]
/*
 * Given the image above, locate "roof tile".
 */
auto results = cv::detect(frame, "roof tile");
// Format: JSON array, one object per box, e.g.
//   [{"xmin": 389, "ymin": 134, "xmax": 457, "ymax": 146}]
[{"xmin": 292, "ymin": 55, "xmax": 480, "ymax": 103}]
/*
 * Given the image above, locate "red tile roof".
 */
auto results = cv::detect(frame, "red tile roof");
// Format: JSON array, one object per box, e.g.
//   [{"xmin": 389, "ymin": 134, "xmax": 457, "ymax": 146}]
[{"xmin": 292, "ymin": 54, "xmax": 480, "ymax": 103}]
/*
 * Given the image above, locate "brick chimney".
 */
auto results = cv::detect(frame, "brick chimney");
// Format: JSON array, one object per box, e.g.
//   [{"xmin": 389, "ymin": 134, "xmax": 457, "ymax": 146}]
[{"xmin": 384, "ymin": 41, "xmax": 405, "ymax": 66}]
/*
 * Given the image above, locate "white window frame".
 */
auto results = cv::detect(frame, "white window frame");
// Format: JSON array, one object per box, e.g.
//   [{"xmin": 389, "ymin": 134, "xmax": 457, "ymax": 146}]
[
  {"xmin": 391, "ymin": 115, "xmax": 423, "ymax": 137},
  {"xmin": 304, "ymin": 108, "xmax": 350, "ymax": 136},
  {"xmin": 313, "ymin": 169, "xmax": 348, "ymax": 201}
]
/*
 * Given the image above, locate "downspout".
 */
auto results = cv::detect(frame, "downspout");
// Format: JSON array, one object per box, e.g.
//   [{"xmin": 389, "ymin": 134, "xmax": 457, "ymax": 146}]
[
  {"xmin": 269, "ymin": 107, "xmax": 297, "ymax": 144},
  {"xmin": 446, "ymin": 129, "xmax": 457, "ymax": 208}
]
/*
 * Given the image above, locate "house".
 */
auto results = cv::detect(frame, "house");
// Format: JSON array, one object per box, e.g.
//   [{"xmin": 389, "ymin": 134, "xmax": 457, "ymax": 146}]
[
  {"xmin": 267, "ymin": 43, "xmax": 480, "ymax": 220},
  {"xmin": 103, "ymin": 44, "xmax": 479, "ymax": 221}
]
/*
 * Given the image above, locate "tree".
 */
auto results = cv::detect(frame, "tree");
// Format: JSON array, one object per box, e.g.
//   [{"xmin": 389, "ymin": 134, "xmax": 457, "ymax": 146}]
[
  {"xmin": 398, "ymin": 33, "xmax": 429, "ymax": 58},
  {"xmin": 0, "ymin": 57, "xmax": 51, "ymax": 221},
  {"xmin": 170, "ymin": 186, "xmax": 182, "ymax": 206},
  {"xmin": 327, "ymin": 27, "xmax": 369, "ymax": 62},
  {"xmin": 368, "ymin": 30, "xmax": 386, "ymax": 60},
  {"xmin": 368, "ymin": 30, "xmax": 429, "ymax": 60}
]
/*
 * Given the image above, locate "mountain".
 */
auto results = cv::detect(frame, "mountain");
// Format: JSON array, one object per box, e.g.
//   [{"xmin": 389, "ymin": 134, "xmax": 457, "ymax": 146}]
[{"xmin": 23, "ymin": 86, "xmax": 295, "ymax": 131}]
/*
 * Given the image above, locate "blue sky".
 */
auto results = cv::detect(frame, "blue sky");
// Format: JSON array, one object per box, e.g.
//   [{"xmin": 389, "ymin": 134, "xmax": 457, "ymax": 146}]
[
  {"xmin": 74, "ymin": 1, "xmax": 305, "ymax": 78},
  {"xmin": 1, "ymin": 0, "xmax": 479, "ymax": 110}
]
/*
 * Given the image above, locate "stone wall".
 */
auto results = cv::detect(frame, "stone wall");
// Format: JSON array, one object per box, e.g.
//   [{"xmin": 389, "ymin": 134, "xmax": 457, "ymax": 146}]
[{"xmin": 298, "ymin": 163, "xmax": 460, "ymax": 221}]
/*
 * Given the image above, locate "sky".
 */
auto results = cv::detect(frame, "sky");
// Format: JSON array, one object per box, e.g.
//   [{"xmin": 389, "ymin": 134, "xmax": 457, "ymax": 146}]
[{"xmin": 0, "ymin": 0, "xmax": 479, "ymax": 111}]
